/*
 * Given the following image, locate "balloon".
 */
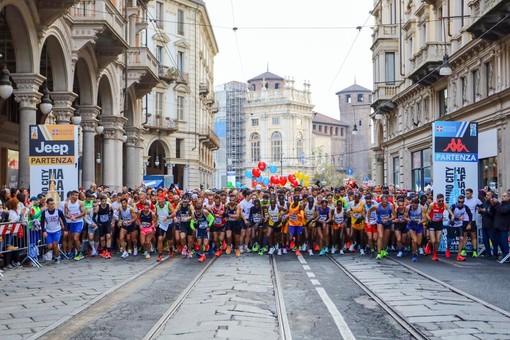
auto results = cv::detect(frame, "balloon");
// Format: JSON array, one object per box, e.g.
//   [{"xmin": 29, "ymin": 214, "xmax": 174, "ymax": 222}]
[
  {"xmin": 269, "ymin": 165, "xmax": 277, "ymax": 173},
  {"xmin": 304, "ymin": 174, "xmax": 310, "ymax": 181},
  {"xmin": 252, "ymin": 168, "xmax": 261, "ymax": 178},
  {"xmin": 296, "ymin": 172, "xmax": 303, "ymax": 180},
  {"xmin": 245, "ymin": 170, "xmax": 253, "ymax": 178},
  {"xmin": 227, "ymin": 181, "xmax": 234, "ymax": 189},
  {"xmin": 304, "ymin": 180, "xmax": 310, "ymax": 187},
  {"xmin": 252, "ymin": 179, "xmax": 257, "ymax": 187},
  {"xmin": 257, "ymin": 176, "xmax": 264, "ymax": 183},
  {"xmin": 263, "ymin": 177, "xmax": 270, "ymax": 186},
  {"xmin": 288, "ymin": 174, "xmax": 296, "ymax": 181},
  {"xmin": 235, "ymin": 181, "xmax": 242, "ymax": 188},
  {"xmin": 258, "ymin": 161, "xmax": 267, "ymax": 171},
  {"xmin": 279, "ymin": 176, "xmax": 287, "ymax": 186},
  {"xmin": 291, "ymin": 180, "xmax": 299, "ymax": 188},
  {"xmin": 270, "ymin": 175, "xmax": 279, "ymax": 184}
]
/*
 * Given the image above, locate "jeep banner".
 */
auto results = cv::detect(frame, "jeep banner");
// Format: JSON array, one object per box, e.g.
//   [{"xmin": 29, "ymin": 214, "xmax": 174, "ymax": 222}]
[
  {"xmin": 29, "ymin": 125, "xmax": 78, "ymax": 205},
  {"xmin": 433, "ymin": 121, "xmax": 478, "ymax": 206}
]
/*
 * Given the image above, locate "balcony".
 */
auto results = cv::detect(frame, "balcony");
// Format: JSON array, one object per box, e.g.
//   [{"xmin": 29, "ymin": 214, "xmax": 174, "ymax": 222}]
[
  {"xmin": 176, "ymin": 72, "xmax": 189, "ymax": 85},
  {"xmin": 143, "ymin": 114, "xmax": 178, "ymax": 135},
  {"xmin": 127, "ymin": 47, "xmax": 160, "ymax": 98},
  {"xmin": 372, "ymin": 24, "xmax": 398, "ymax": 46},
  {"xmin": 199, "ymin": 126, "xmax": 220, "ymax": 150},
  {"xmin": 37, "ymin": 0, "xmax": 80, "ymax": 27},
  {"xmin": 158, "ymin": 65, "xmax": 179, "ymax": 84},
  {"xmin": 70, "ymin": 0, "xmax": 128, "ymax": 68},
  {"xmin": 371, "ymin": 83, "xmax": 398, "ymax": 108},
  {"xmin": 408, "ymin": 42, "xmax": 446, "ymax": 86},
  {"xmin": 199, "ymin": 82, "xmax": 210, "ymax": 96},
  {"xmin": 468, "ymin": 0, "xmax": 510, "ymax": 41}
]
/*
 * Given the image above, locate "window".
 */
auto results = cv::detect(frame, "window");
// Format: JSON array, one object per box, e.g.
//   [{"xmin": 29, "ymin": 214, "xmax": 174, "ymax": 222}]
[
  {"xmin": 485, "ymin": 62, "xmax": 493, "ymax": 95},
  {"xmin": 461, "ymin": 76, "xmax": 467, "ymax": 105},
  {"xmin": 411, "ymin": 149, "xmax": 431, "ymax": 192},
  {"xmin": 177, "ymin": 51, "xmax": 184, "ymax": 73},
  {"xmin": 176, "ymin": 95, "xmax": 184, "ymax": 120},
  {"xmin": 251, "ymin": 84, "xmax": 256, "ymax": 91},
  {"xmin": 319, "ymin": 125, "xmax": 322, "ymax": 132},
  {"xmin": 313, "ymin": 124, "xmax": 316, "ymax": 130},
  {"xmin": 156, "ymin": 1, "xmax": 164, "ymax": 29},
  {"xmin": 156, "ymin": 46, "xmax": 163, "ymax": 65},
  {"xmin": 341, "ymin": 127, "xmax": 344, "ymax": 137},
  {"xmin": 252, "ymin": 118, "xmax": 259, "ymax": 126},
  {"xmin": 439, "ymin": 88, "xmax": 448, "ymax": 117},
  {"xmin": 389, "ymin": 0, "xmax": 396, "ymax": 24},
  {"xmin": 271, "ymin": 131, "xmax": 282, "ymax": 162},
  {"xmin": 357, "ymin": 94, "xmax": 364, "ymax": 102},
  {"xmin": 385, "ymin": 52, "xmax": 395, "ymax": 85},
  {"xmin": 176, "ymin": 139, "xmax": 183, "ymax": 158},
  {"xmin": 250, "ymin": 133, "xmax": 260, "ymax": 162},
  {"xmin": 346, "ymin": 94, "xmax": 351, "ymax": 103},
  {"xmin": 471, "ymin": 69, "xmax": 479, "ymax": 102},
  {"xmin": 272, "ymin": 117, "xmax": 280, "ymax": 125},
  {"xmin": 177, "ymin": 9, "xmax": 184, "ymax": 35},
  {"xmin": 325, "ymin": 126, "xmax": 328, "ymax": 134},
  {"xmin": 335, "ymin": 127, "xmax": 339, "ymax": 136},
  {"xmin": 393, "ymin": 156, "xmax": 400, "ymax": 186},
  {"xmin": 296, "ymin": 132, "xmax": 303, "ymax": 161},
  {"xmin": 155, "ymin": 92, "xmax": 163, "ymax": 117},
  {"xmin": 275, "ymin": 83, "xmax": 280, "ymax": 89}
]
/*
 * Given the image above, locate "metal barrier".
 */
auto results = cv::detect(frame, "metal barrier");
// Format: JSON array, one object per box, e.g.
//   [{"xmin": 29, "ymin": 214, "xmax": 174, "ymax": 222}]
[{"xmin": 0, "ymin": 221, "xmax": 43, "ymax": 273}]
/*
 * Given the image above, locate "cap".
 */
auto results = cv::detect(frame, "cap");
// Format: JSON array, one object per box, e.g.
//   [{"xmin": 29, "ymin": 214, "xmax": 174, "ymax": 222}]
[
  {"xmin": 191, "ymin": 193, "xmax": 198, "ymax": 200},
  {"xmin": 256, "ymin": 185, "xmax": 262, "ymax": 190},
  {"xmin": 30, "ymin": 196, "xmax": 38, "ymax": 201},
  {"xmin": 111, "ymin": 193, "xmax": 118, "ymax": 198}
]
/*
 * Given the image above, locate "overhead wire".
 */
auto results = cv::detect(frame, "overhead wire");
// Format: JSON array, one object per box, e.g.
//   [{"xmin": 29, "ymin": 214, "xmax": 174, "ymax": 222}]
[{"xmin": 230, "ymin": 0, "xmax": 245, "ymax": 81}]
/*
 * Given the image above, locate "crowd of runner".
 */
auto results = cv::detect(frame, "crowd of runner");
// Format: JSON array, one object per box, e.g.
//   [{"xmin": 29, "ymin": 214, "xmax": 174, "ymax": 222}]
[{"xmin": 0, "ymin": 182, "xmax": 509, "ymax": 270}]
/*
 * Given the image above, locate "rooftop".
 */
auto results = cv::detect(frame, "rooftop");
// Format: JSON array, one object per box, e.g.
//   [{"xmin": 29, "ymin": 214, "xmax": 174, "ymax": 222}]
[
  {"xmin": 247, "ymin": 71, "xmax": 285, "ymax": 83},
  {"xmin": 312, "ymin": 112, "xmax": 349, "ymax": 126},
  {"xmin": 335, "ymin": 83, "xmax": 372, "ymax": 95}
]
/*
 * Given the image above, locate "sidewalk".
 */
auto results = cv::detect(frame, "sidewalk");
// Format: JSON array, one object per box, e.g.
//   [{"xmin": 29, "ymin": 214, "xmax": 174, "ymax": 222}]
[{"xmin": 0, "ymin": 255, "xmax": 154, "ymax": 340}]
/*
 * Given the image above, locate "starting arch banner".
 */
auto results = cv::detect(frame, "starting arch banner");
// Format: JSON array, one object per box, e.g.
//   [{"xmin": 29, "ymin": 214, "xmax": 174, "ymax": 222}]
[{"xmin": 29, "ymin": 125, "xmax": 78, "ymax": 205}]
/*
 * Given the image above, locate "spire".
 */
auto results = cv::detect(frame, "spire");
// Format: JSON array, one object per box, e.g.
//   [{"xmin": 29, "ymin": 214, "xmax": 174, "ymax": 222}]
[
  {"xmin": 267, "ymin": 62, "xmax": 269, "ymax": 73},
  {"xmin": 354, "ymin": 76, "xmax": 356, "ymax": 84}
]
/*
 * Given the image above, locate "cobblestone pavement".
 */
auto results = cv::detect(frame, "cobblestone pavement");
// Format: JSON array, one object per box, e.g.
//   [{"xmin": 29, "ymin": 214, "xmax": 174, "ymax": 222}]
[
  {"xmin": 0, "ymin": 255, "xmax": 155, "ymax": 340},
  {"xmin": 155, "ymin": 255, "xmax": 279, "ymax": 339},
  {"xmin": 336, "ymin": 255, "xmax": 510, "ymax": 340}
]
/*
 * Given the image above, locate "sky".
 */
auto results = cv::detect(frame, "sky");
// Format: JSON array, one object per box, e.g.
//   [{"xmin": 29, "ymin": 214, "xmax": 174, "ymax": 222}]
[{"xmin": 205, "ymin": 0, "xmax": 375, "ymax": 118}]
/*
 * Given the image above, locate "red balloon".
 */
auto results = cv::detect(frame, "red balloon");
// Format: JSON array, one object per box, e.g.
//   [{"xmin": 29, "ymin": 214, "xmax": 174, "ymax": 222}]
[
  {"xmin": 251, "ymin": 179, "xmax": 257, "ymax": 187},
  {"xmin": 288, "ymin": 174, "xmax": 296, "ymax": 181},
  {"xmin": 291, "ymin": 180, "xmax": 299, "ymax": 188},
  {"xmin": 258, "ymin": 161, "xmax": 267, "ymax": 171},
  {"xmin": 252, "ymin": 168, "xmax": 261, "ymax": 178},
  {"xmin": 270, "ymin": 175, "xmax": 279, "ymax": 184},
  {"xmin": 279, "ymin": 176, "xmax": 287, "ymax": 186}
]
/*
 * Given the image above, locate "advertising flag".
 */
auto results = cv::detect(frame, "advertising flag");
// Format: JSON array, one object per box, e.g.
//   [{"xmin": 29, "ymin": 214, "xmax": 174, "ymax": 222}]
[{"xmin": 29, "ymin": 125, "xmax": 78, "ymax": 205}]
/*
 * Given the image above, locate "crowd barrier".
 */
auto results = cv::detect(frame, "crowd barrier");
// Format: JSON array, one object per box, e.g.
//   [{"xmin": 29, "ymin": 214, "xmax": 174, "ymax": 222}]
[{"xmin": 0, "ymin": 221, "xmax": 42, "ymax": 274}]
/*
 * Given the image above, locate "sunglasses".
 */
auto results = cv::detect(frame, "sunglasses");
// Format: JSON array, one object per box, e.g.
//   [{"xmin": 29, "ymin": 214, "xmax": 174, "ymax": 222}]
[{"xmin": 438, "ymin": 200, "xmax": 444, "ymax": 202}]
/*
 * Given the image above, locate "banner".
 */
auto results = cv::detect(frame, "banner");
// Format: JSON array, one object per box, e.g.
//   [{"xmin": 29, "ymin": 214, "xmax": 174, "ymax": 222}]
[
  {"xmin": 432, "ymin": 121, "xmax": 478, "ymax": 206},
  {"xmin": 29, "ymin": 125, "xmax": 78, "ymax": 205}
]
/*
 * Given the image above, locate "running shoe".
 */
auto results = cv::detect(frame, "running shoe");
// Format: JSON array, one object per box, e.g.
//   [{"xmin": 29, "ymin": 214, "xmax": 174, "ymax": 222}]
[
  {"xmin": 91, "ymin": 250, "xmax": 99, "ymax": 257},
  {"xmin": 121, "ymin": 251, "xmax": 129, "ymax": 259},
  {"xmin": 226, "ymin": 245, "xmax": 232, "ymax": 255},
  {"xmin": 397, "ymin": 251, "xmax": 403, "ymax": 258},
  {"xmin": 198, "ymin": 254, "xmax": 206, "ymax": 262},
  {"xmin": 258, "ymin": 249, "xmax": 264, "ymax": 256},
  {"xmin": 277, "ymin": 249, "xmax": 282, "ymax": 256},
  {"xmin": 68, "ymin": 252, "xmax": 75, "ymax": 260},
  {"xmin": 432, "ymin": 254, "xmax": 439, "ymax": 261},
  {"xmin": 99, "ymin": 250, "xmax": 107, "ymax": 258},
  {"xmin": 204, "ymin": 244, "xmax": 210, "ymax": 252},
  {"xmin": 215, "ymin": 249, "xmax": 222, "ymax": 257},
  {"xmin": 127, "ymin": 248, "xmax": 132, "ymax": 254},
  {"xmin": 339, "ymin": 250, "xmax": 344, "ymax": 255},
  {"xmin": 349, "ymin": 244, "xmax": 355, "ymax": 252},
  {"xmin": 313, "ymin": 244, "xmax": 320, "ymax": 252},
  {"xmin": 105, "ymin": 251, "xmax": 112, "ymax": 259},
  {"xmin": 133, "ymin": 247, "xmax": 138, "ymax": 256},
  {"xmin": 157, "ymin": 254, "xmax": 164, "ymax": 262},
  {"xmin": 445, "ymin": 249, "xmax": 451, "ymax": 258},
  {"xmin": 360, "ymin": 249, "xmax": 365, "ymax": 256},
  {"xmin": 331, "ymin": 246, "xmax": 337, "ymax": 254},
  {"xmin": 295, "ymin": 250, "xmax": 301, "ymax": 256},
  {"xmin": 319, "ymin": 248, "xmax": 326, "ymax": 256},
  {"xmin": 252, "ymin": 243, "xmax": 260, "ymax": 252},
  {"xmin": 308, "ymin": 249, "xmax": 313, "ymax": 256},
  {"xmin": 302, "ymin": 243, "xmax": 308, "ymax": 252},
  {"xmin": 376, "ymin": 253, "xmax": 383, "ymax": 260},
  {"xmin": 53, "ymin": 258, "xmax": 60, "ymax": 265},
  {"xmin": 460, "ymin": 249, "xmax": 467, "ymax": 256},
  {"xmin": 222, "ymin": 241, "xmax": 227, "ymax": 251},
  {"xmin": 382, "ymin": 249, "xmax": 388, "ymax": 257},
  {"xmin": 169, "ymin": 249, "xmax": 174, "ymax": 257},
  {"xmin": 424, "ymin": 243, "xmax": 431, "ymax": 255},
  {"xmin": 74, "ymin": 253, "xmax": 84, "ymax": 261},
  {"xmin": 282, "ymin": 248, "xmax": 287, "ymax": 254},
  {"xmin": 418, "ymin": 247, "xmax": 424, "ymax": 255},
  {"xmin": 177, "ymin": 245, "xmax": 183, "ymax": 253},
  {"xmin": 472, "ymin": 251, "xmax": 478, "ymax": 258},
  {"xmin": 268, "ymin": 247, "xmax": 275, "ymax": 255},
  {"xmin": 181, "ymin": 248, "xmax": 187, "ymax": 256},
  {"xmin": 412, "ymin": 254, "xmax": 418, "ymax": 262},
  {"xmin": 456, "ymin": 254, "xmax": 466, "ymax": 261},
  {"xmin": 187, "ymin": 252, "xmax": 192, "ymax": 259},
  {"xmin": 235, "ymin": 248, "xmax": 241, "ymax": 257},
  {"xmin": 194, "ymin": 243, "xmax": 199, "ymax": 251},
  {"xmin": 290, "ymin": 238, "xmax": 296, "ymax": 250}
]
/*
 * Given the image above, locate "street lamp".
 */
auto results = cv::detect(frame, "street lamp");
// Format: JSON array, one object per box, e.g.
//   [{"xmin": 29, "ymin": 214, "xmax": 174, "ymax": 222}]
[
  {"xmin": 352, "ymin": 124, "xmax": 358, "ymax": 135},
  {"xmin": 122, "ymin": 134, "xmax": 128, "ymax": 143},
  {"xmin": 0, "ymin": 11, "xmax": 13, "ymax": 100},
  {"xmin": 95, "ymin": 124, "xmax": 104, "ymax": 134},
  {"xmin": 71, "ymin": 102, "xmax": 82, "ymax": 125},
  {"xmin": 439, "ymin": 55, "xmax": 453, "ymax": 76},
  {"xmin": 39, "ymin": 86, "xmax": 53, "ymax": 114},
  {"xmin": 95, "ymin": 152, "xmax": 101, "ymax": 164}
]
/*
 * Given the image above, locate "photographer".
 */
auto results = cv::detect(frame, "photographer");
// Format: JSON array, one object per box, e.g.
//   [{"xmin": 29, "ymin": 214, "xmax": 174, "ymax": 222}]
[{"xmin": 493, "ymin": 190, "xmax": 510, "ymax": 260}]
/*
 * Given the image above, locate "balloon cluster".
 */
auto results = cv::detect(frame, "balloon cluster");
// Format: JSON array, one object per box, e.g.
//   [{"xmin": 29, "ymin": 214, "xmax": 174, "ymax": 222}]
[{"xmin": 243, "ymin": 162, "xmax": 311, "ymax": 189}]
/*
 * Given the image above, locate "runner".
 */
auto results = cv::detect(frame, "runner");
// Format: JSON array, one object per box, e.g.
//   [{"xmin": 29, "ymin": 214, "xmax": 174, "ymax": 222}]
[
  {"xmin": 266, "ymin": 196, "xmax": 281, "ymax": 255},
  {"xmin": 209, "ymin": 194, "xmax": 226, "ymax": 257},
  {"xmin": 372, "ymin": 194, "xmax": 395, "ymax": 260},
  {"xmin": 364, "ymin": 193, "xmax": 379, "ymax": 257},
  {"xmin": 331, "ymin": 199, "xmax": 346, "ymax": 255},
  {"xmin": 348, "ymin": 193, "xmax": 366, "ymax": 255},
  {"xmin": 94, "ymin": 195, "xmax": 113, "ymax": 259},
  {"xmin": 118, "ymin": 197, "xmax": 137, "ymax": 259},
  {"xmin": 248, "ymin": 199, "xmax": 265, "ymax": 255},
  {"xmin": 155, "ymin": 195, "xmax": 174, "ymax": 261},
  {"xmin": 41, "ymin": 198, "xmax": 67, "ymax": 264},
  {"xmin": 447, "ymin": 195, "xmax": 472, "ymax": 261},
  {"xmin": 225, "ymin": 194, "xmax": 242, "ymax": 256},
  {"xmin": 316, "ymin": 198, "xmax": 331, "ymax": 256},
  {"xmin": 303, "ymin": 195, "xmax": 317, "ymax": 255},
  {"xmin": 461, "ymin": 188, "xmax": 482, "ymax": 258},
  {"xmin": 426, "ymin": 194, "xmax": 453, "ymax": 261},
  {"xmin": 393, "ymin": 199, "xmax": 408, "ymax": 258},
  {"xmin": 64, "ymin": 190, "xmax": 86, "ymax": 261},
  {"xmin": 287, "ymin": 194, "xmax": 305, "ymax": 256},
  {"xmin": 191, "ymin": 202, "xmax": 214, "ymax": 262},
  {"xmin": 139, "ymin": 201, "xmax": 156, "ymax": 260},
  {"xmin": 176, "ymin": 196, "xmax": 194, "ymax": 258},
  {"xmin": 404, "ymin": 198, "xmax": 427, "ymax": 262}
]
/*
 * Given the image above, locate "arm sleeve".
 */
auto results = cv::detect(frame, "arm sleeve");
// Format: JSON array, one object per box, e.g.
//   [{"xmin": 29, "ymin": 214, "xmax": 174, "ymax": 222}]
[
  {"xmin": 58, "ymin": 210, "xmax": 68, "ymax": 229},
  {"xmin": 207, "ymin": 213, "xmax": 214, "ymax": 226},
  {"xmin": 40, "ymin": 212, "xmax": 46, "ymax": 232},
  {"xmin": 466, "ymin": 207, "xmax": 473, "ymax": 222}
]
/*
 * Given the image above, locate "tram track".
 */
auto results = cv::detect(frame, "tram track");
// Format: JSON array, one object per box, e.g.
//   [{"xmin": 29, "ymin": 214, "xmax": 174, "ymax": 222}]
[
  {"xmin": 327, "ymin": 254, "xmax": 429, "ymax": 340},
  {"xmin": 270, "ymin": 255, "xmax": 293, "ymax": 340}
]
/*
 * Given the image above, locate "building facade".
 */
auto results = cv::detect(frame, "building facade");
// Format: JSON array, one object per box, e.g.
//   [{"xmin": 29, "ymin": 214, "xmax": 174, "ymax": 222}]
[
  {"xmin": 311, "ymin": 112, "xmax": 349, "ymax": 185},
  {"xmin": 335, "ymin": 84, "xmax": 373, "ymax": 182},
  {"xmin": 243, "ymin": 72, "xmax": 314, "ymax": 186},
  {"xmin": 145, "ymin": 0, "xmax": 219, "ymax": 190},
  {"xmin": 371, "ymin": 0, "xmax": 510, "ymax": 193}
]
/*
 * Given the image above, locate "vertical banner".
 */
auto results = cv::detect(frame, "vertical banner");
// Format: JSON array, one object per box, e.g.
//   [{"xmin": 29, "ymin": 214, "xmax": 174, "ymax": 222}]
[
  {"xmin": 433, "ymin": 121, "xmax": 479, "ymax": 252},
  {"xmin": 29, "ymin": 125, "xmax": 78, "ymax": 205}
]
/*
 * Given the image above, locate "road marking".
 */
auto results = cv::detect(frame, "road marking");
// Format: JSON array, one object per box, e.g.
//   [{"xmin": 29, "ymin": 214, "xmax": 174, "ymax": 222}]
[
  {"xmin": 311, "ymin": 279, "xmax": 321, "ymax": 286},
  {"xmin": 297, "ymin": 255, "xmax": 307, "ymax": 264},
  {"xmin": 316, "ymin": 287, "xmax": 356, "ymax": 340},
  {"xmin": 303, "ymin": 265, "xmax": 310, "ymax": 270},
  {"xmin": 306, "ymin": 272, "xmax": 316, "ymax": 278}
]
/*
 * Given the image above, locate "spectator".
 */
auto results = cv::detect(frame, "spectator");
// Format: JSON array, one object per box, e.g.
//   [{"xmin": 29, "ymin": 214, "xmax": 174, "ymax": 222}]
[
  {"xmin": 493, "ymin": 191, "xmax": 510, "ymax": 260},
  {"xmin": 479, "ymin": 190, "xmax": 497, "ymax": 259}
]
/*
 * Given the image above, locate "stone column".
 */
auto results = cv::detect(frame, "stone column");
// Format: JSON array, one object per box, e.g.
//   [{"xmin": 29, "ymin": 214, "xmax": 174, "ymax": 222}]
[
  {"xmin": 124, "ymin": 126, "xmax": 142, "ymax": 188},
  {"xmin": 375, "ymin": 149, "xmax": 385, "ymax": 185},
  {"xmin": 12, "ymin": 74, "xmax": 45, "ymax": 189},
  {"xmin": 80, "ymin": 105, "xmax": 100, "ymax": 189},
  {"xmin": 51, "ymin": 91, "xmax": 78, "ymax": 125},
  {"xmin": 183, "ymin": 165, "xmax": 190, "ymax": 190},
  {"xmin": 102, "ymin": 115, "xmax": 127, "ymax": 191}
]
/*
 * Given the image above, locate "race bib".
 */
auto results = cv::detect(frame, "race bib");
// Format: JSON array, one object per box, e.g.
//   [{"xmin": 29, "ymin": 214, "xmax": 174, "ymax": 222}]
[
  {"xmin": 141, "ymin": 222, "xmax": 151, "ymax": 228},
  {"xmin": 214, "ymin": 217, "xmax": 222, "ymax": 225},
  {"xmin": 199, "ymin": 220, "xmax": 208, "ymax": 229},
  {"xmin": 290, "ymin": 213, "xmax": 298, "ymax": 221},
  {"xmin": 433, "ymin": 213, "xmax": 443, "ymax": 221},
  {"xmin": 99, "ymin": 214, "xmax": 109, "ymax": 223},
  {"xmin": 319, "ymin": 215, "xmax": 327, "ymax": 221},
  {"xmin": 335, "ymin": 216, "xmax": 344, "ymax": 224}
]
